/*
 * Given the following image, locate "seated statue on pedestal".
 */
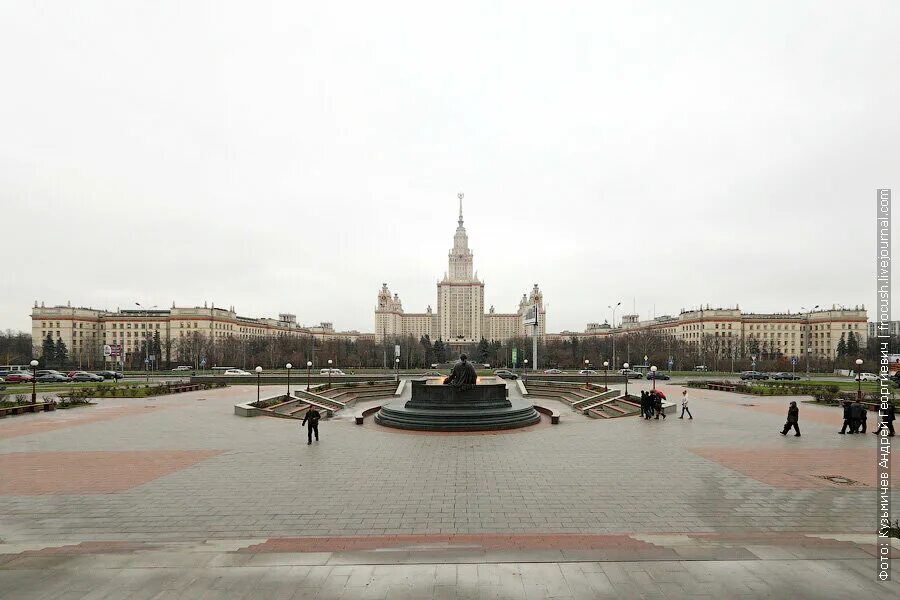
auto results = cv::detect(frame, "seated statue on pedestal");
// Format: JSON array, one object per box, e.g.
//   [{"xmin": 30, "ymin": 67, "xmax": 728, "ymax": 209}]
[{"xmin": 443, "ymin": 354, "xmax": 478, "ymax": 390}]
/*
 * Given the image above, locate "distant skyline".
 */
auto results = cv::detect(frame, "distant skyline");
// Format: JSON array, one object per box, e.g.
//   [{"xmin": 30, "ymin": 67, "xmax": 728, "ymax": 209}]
[{"xmin": 2, "ymin": 1, "xmax": 897, "ymax": 334}]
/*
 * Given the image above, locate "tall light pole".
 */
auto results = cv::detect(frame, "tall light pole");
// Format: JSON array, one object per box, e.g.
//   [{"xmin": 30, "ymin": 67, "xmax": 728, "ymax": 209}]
[
  {"xmin": 650, "ymin": 365, "xmax": 657, "ymax": 392},
  {"xmin": 584, "ymin": 359, "xmax": 590, "ymax": 387},
  {"xmin": 801, "ymin": 305, "xmax": 819, "ymax": 380},
  {"xmin": 395, "ymin": 357, "xmax": 400, "ymax": 382},
  {"xmin": 327, "ymin": 359, "xmax": 333, "ymax": 389},
  {"xmin": 286, "ymin": 363, "xmax": 292, "ymax": 397},
  {"xmin": 623, "ymin": 362, "xmax": 630, "ymax": 398},
  {"xmin": 254, "ymin": 366, "xmax": 262, "ymax": 404},
  {"xmin": 855, "ymin": 358, "xmax": 863, "ymax": 401},
  {"xmin": 306, "ymin": 360, "xmax": 312, "ymax": 390},
  {"xmin": 603, "ymin": 360, "xmax": 609, "ymax": 391},
  {"xmin": 523, "ymin": 359, "xmax": 528, "ymax": 384},
  {"xmin": 136, "ymin": 302, "xmax": 157, "ymax": 383},
  {"xmin": 609, "ymin": 302, "xmax": 621, "ymax": 368},
  {"xmin": 30, "ymin": 359, "xmax": 38, "ymax": 403}
]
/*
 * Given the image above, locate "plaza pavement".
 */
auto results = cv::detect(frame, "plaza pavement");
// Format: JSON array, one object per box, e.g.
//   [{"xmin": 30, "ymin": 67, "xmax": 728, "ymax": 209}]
[{"xmin": 0, "ymin": 380, "xmax": 897, "ymax": 599}]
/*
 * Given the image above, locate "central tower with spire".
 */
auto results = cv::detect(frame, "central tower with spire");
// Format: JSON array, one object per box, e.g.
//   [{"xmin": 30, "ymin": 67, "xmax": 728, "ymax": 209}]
[{"xmin": 448, "ymin": 192, "xmax": 474, "ymax": 281}]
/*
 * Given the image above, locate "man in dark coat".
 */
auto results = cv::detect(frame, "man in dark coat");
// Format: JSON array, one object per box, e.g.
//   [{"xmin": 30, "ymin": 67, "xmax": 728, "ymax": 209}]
[
  {"xmin": 302, "ymin": 407, "xmax": 321, "ymax": 445},
  {"xmin": 781, "ymin": 401, "xmax": 800, "ymax": 436},
  {"xmin": 444, "ymin": 354, "xmax": 478, "ymax": 390},
  {"xmin": 849, "ymin": 400, "xmax": 863, "ymax": 433},
  {"xmin": 640, "ymin": 390, "xmax": 649, "ymax": 418},
  {"xmin": 839, "ymin": 401, "xmax": 853, "ymax": 434},
  {"xmin": 653, "ymin": 391, "xmax": 665, "ymax": 420},
  {"xmin": 874, "ymin": 403, "xmax": 896, "ymax": 436},
  {"xmin": 859, "ymin": 403, "xmax": 868, "ymax": 433}
]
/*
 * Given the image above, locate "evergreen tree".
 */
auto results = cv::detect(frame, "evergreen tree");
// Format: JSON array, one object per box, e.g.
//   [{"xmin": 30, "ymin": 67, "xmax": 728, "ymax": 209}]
[
  {"xmin": 846, "ymin": 331, "xmax": 859, "ymax": 355},
  {"xmin": 476, "ymin": 338, "xmax": 490, "ymax": 364},
  {"xmin": 54, "ymin": 338, "xmax": 68, "ymax": 366},
  {"xmin": 433, "ymin": 339, "xmax": 446, "ymax": 364},
  {"xmin": 152, "ymin": 330, "xmax": 162, "ymax": 367},
  {"xmin": 41, "ymin": 333, "xmax": 55, "ymax": 364},
  {"xmin": 836, "ymin": 334, "xmax": 847, "ymax": 357},
  {"xmin": 419, "ymin": 335, "xmax": 433, "ymax": 366}
]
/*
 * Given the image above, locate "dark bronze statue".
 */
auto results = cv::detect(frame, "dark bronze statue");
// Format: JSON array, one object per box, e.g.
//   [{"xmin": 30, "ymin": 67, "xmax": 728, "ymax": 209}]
[{"xmin": 443, "ymin": 354, "xmax": 478, "ymax": 390}]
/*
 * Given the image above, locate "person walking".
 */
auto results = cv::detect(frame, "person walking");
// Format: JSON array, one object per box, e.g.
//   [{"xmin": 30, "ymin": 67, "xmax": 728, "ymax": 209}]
[
  {"xmin": 640, "ymin": 390, "xmax": 648, "ymax": 419},
  {"xmin": 849, "ymin": 400, "xmax": 863, "ymax": 434},
  {"xmin": 839, "ymin": 401, "xmax": 852, "ymax": 434},
  {"xmin": 302, "ymin": 407, "xmax": 321, "ymax": 445},
  {"xmin": 874, "ymin": 403, "xmax": 896, "ymax": 436},
  {"xmin": 859, "ymin": 403, "xmax": 867, "ymax": 434},
  {"xmin": 679, "ymin": 390, "xmax": 692, "ymax": 419},
  {"xmin": 781, "ymin": 401, "xmax": 800, "ymax": 436},
  {"xmin": 642, "ymin": 391, "xmax": 652, "ymax": 419},
  {"xmin": 653, "ymin": 391, "xmax": 665, "ymax": 420}
]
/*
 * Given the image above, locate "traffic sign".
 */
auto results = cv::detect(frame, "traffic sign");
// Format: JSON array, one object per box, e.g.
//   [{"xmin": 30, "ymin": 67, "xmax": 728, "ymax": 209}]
[
  {"xmin": 394, "ymin": 344, "xmax": 401, "ymax": 358},
  {"xmin": 103, "ymin": 344, "xmax": 112, "ymax": 357},
  {"xmin": 790, "ymin": 356, "xmax": 797, "ymax": 366}
]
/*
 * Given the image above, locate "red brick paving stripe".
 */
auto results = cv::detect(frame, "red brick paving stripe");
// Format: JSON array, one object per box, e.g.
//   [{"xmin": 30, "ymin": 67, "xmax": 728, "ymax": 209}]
[
  {"xmin": 0, "ymin": 404, "xmax": 169, "ymax": 440},
  {"xmin": 239, "ymin": 533, "xmax": 663, "ymax": 553},
  {"xmin": 0, "ymin": 450, "xmax": 223, "ymax": 495},
  {"xmin": 689, "ymin": 447, "xmax": 895, "ymax": 489}
]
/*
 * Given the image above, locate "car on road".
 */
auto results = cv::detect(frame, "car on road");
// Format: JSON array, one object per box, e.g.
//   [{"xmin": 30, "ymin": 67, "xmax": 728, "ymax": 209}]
[
  {"xmin": 543, "ymin": 369, "xmax": 565, "ymax": 374},
  {"xmin": 694, "ymin": 365, "xmax": 708, "ymax": 372},
  {"xmin": 172, "ymin": 366, "xmax": 193, "ymax": 371},
  {"xmin": 578, "ymin": 369, "xmax": 599, "ymax": 376},
  {"xmin": 619, "ymin": 369, "xmax": 643, "ymax": 379},
  {"xmin": 3, "ymin": 372, "xmax": 34, "ymax": 383},
  {"xmin": 35, "ymin": 372, "xmax": 71, "ymax": 383},
  {"xmin": 493, "ymin": 369, "xmax": 519, "ymax": 380},
  {"xmin": 319, "ymin": 368, "xmax": 345, "ymax": 375},
  {"xmin": 70, "ymin": 371, "xmax": 105, "ymax": 382},
  {"xmin": 222, "ymin": 369, "xmax": 251, "ymax": 376},
  {"xmin": 772, "ymin": 372, "xmax": 801, "ymax": 380},
  {"xmin": 646, "ymin": 371, "xmax": 670, "ymax": 380},
  {"xmin": 740, "ymin": 371, "xmax": 769, "ymax": 380},
  {"xmin": 96, "ymin": 371, "xmax": 123, "ymax": 381},
  {"xmin": 856, "ymin": 372, "xmax": 879, "ymax": 382}
]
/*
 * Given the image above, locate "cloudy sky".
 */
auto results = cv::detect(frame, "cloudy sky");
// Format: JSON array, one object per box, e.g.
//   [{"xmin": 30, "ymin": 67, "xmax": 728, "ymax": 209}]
[{"xmin": 1, "ymin": 1, "xmax": 897, "ymax": 334}]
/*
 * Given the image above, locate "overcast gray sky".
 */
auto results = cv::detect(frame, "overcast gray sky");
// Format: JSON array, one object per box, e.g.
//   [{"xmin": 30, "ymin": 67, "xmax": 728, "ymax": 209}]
[{"xmin": 1, "ymin": 1, "xmax": 897, "ymax": 334}]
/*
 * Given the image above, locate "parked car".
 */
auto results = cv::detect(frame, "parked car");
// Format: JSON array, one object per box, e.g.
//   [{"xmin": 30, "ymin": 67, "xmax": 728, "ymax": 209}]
[
  {"xmin": 772, "ymin": 372, "xmax": 801, "ymax": 380},
  {"xmin": 222, "ymin": 369, "xmax": 251, "ymax": 376},
  {"xmin": 578, "ymin": 369, "xmax": 599, "ymax": 375},
  {"xmin": 619, "ymin": 369, "xmax": 643, "ymax": 379},
  {"xmin": 96, "ymin": 371, "xmax": 123, "ymax": 381},
  {"xmin": 646, "ymin": 371, "xmax": 670, "ymax": 380},
  {"xmin": 71, "ymin": 371, "xmax": 104, "ymax": 382},
  {"xmin": 36, "ymin": 372, "xmax": 71, "ymax": 383},
  {"xmin": 694, "ymin": 365, "xmax": 708, "ymax": 371},
  {"xmin": 740, "ymin": 371, "xmax": 769, "ymax": 380},
  {"xmin": 319, "ymin": 368, "xmax": 345, "ymax": 375},
  {"xmin": 4, "ymin": 372, "xmax": 34, "ymax": 383},
  {"xmin": 856, "ymin": 372, "xmax": 879, "ymax": 382},
  {"xmin": 493, "ymin": 369, "xmax": 518, "ymax": 380},
  {"xmin": 172, "ymin": 366, "xmax": 193, "ymax": 371},
  {"xmin": 543, "ymin": 369, "xmax": 565, "ymax": 374}
]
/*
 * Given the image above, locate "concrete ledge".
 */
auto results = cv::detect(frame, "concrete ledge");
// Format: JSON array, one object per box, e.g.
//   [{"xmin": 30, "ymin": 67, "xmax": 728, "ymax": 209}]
[
  {"xmin": 516, "ymin": 380, "xmax": 529, "ymax": 396},
  {"xmin": 234, "ymin": 402, "xmax": 262, "ymax": 417},
  {"xmin": 532, "ymin": 404, "xmax": 560, "ymax": 424},
  {"xmin": 355, "ymin": 405, "xmax": 382, "ymax": 425},
  {"xmin": 395, "ymin": 379, "xmax": 407, "ymax": 396}
]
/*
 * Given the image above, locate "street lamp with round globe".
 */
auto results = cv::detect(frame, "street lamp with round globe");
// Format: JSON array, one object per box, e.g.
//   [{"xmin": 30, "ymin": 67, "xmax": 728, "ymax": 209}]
[
  {"xmin": 523, "ymin": 359, "xmax": 529, "ymax": 384},
  {"xmin": 30, "ymin": 359, "xmax": 38, "ymax": 403},
  {"xmin": 584, "ymin": 359, "xmax": 590, "ymax": 387},
  {"xmin": 623, "ymin": 363, "xmax": 630, "ymax": 397},
  {"xmin": 327, "ymin": 359, "xmax": 333, "ymax": 388},
  {"xmin": 285, "ymin": 363, "xmax": 293, "ymax": 397},
  {"xmin": 254, "ymin": 366, "xmax": 262, "ymax": 404},
  {"xmin": 395, "ymin": 357, "xmax": 400, "ymax": 382},
  {"xmin": 603, "ymin": 360, "xmax": 609, "ymax": 391},
  {"xmin": 306, "ymin": 360, "xmax": 312, "ymax": 390},
  {"xmin": 855, "ymin": 358, "xmax": 864, "ymax": 400},
  {"xmin": 650, "ymin": 365, "xmax": 657, "ymax": 392}
]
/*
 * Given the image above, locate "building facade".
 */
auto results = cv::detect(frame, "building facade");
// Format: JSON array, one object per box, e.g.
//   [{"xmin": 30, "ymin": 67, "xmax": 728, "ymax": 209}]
[
  {"xmin": 375, "ymin": 198, "xmax": 546, "ymax": 345},
  {"xmin": 550, "ymin": 305, "xmax": 868, "ymax": 359},
  {"xmin": 31, "ymin": 301, "xmax": 368, "ymax": 367}
]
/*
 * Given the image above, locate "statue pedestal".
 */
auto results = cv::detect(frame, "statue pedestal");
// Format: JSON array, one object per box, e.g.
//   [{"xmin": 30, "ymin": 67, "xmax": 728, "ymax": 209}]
[{"xmin": 375, "ymin": 380, "xmax": 540, "ymax": 432}]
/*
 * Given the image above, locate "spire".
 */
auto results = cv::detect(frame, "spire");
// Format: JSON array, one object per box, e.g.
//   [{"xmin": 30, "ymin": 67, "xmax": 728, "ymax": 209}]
[{"xmin": 458, "ymin": 192, "xmax": 464, "ymax": 227}]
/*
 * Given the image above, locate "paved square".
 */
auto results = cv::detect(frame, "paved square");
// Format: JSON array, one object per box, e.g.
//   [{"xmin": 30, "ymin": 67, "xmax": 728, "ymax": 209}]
[{"xmin": 0, "ymin": 381, "xmax": 896, "ymax": 598}]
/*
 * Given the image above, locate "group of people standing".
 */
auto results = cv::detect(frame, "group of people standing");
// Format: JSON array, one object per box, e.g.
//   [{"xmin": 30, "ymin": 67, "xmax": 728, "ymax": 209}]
[
  {"xmin": 840, "ymin": 399, "xmax": 895, "ymax": 436},
  {"xmin": 639, "ymin": 389, "xmax": 693, "ymax": 420}
]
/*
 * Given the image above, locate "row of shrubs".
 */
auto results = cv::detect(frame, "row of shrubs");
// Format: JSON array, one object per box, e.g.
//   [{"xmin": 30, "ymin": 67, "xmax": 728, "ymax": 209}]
[
  {"xmin": 62, "ymin": 382, "xmax": 226, "ymax": 399},
  {"xmin": 687, "ymin": 380, "xmax": 886, "ymax": 405},
  {"xmin": 0, "ymin": 394, "xmax": 92, "ymax": 409}
]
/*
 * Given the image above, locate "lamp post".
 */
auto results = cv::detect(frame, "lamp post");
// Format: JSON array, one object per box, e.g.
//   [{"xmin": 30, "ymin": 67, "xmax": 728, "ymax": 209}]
[
  {"xmin": 254, "ymin": 366, "xmax": 262, "ymax": 404},
  {"xmin": 801, "ymin": 305, "xmax": 819, "ymax": 380},
  {"xmin": 30, "ymin": 359, "xmax": 38, "ymax": 403},
  {"xmin": 609, "ymin": 301, "xmax": 621, "ymax": 367},
  {"xmin": 327, "ymin": 359, "xmax": 333, "ymax": 389},
  {"xmin": 306, "ymin": 360, "xmax": 312, "ymax": 390},
  {"xmin": 650, "ymin": 365, "xmax": 657, "ymax": 393},
  {"xmin": 523, "ymin": 359, "xmax": 528, "ymax": 384},
  {"xmin": 603, "ymin": 360, "xmax": 609, "ymax": 391},
  {"xmin": 286, "ymin": 363, "xmax": 292, "ymax": 397},
  {"xmin": 395, "ymin": 357, "xmax": 400, "ymax": 382},
  {"xmin": 623, "ymin": 362, "xmax": 630, "ymax": 398},
  {"xmin": 855, "ymin": 358, "xmax": 863, "ymax": 401},
  {"xmin": 584, "ymin": 359, "xmax": 590, "ymax": 387}
]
